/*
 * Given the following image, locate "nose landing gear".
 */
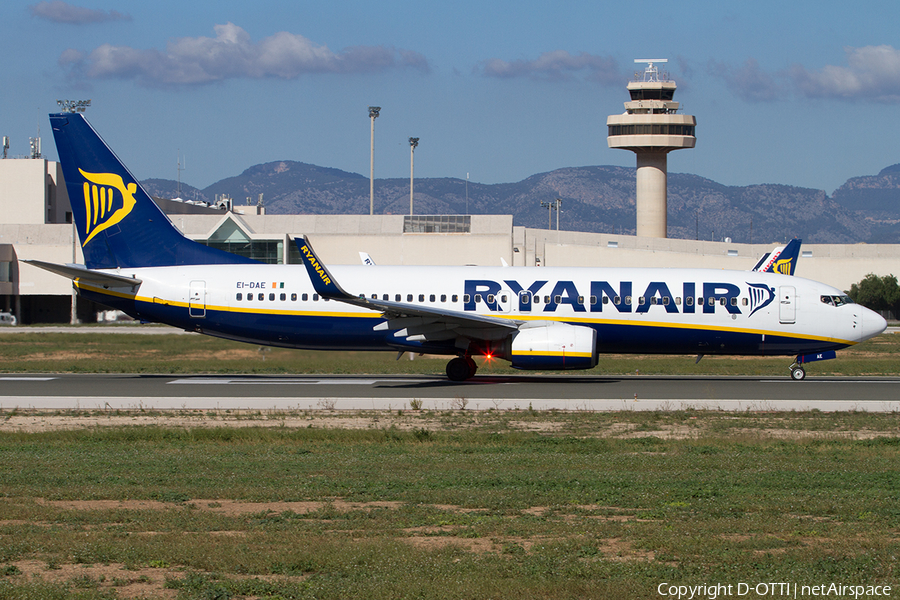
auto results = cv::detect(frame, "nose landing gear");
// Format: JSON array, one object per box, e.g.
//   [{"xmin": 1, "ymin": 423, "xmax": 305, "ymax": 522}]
[{"xmin": 789, "ymin": 363, "xmax": 806, "ymax": 380}]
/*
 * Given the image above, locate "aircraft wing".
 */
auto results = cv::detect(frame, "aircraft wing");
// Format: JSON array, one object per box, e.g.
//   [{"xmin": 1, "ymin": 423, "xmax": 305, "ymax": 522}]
[
  {"xmin": 295, "ymin": 237, "xmax": 518, "ymax": 346},
  {"xmin": 23, "ymin": 260, "xmax": 143, "ymax": 288}
]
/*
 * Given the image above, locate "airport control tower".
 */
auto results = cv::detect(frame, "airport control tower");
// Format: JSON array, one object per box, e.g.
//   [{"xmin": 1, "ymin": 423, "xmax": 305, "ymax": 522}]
[{"xmin": 607, "ymin": 59, "xmax": 696, "ymax": 238}]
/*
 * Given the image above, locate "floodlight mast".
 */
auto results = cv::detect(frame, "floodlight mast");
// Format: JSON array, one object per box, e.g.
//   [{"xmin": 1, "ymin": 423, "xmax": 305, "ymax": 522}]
[
  {"xmin": 57, "ymin": 99, "xmax": 91, "ymax": 114},
  {"xmin": 409, "ymin": 137, "xmax": 419, "ymax": 215},
  {"xmin": 368, "ymin": 106, "xmax": 380, "ymax": 215}
]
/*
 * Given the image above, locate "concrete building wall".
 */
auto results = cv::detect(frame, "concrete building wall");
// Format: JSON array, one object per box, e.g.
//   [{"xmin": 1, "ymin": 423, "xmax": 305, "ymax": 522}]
[
  {"xmin": 537, "ymin": 230, "xmax": 899, "ymax": 292},
  {"xmin": 0, "ymin": 159, "xmax": 70, "ymax": 225}
]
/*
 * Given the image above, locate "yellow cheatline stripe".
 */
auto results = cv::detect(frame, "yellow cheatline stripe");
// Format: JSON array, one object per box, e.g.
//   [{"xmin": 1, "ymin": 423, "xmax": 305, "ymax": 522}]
[
  {"xmin": 76, "ymin": 282, "xmax": 856, "ymax": 345},
  {"xmin": 512, "ymin": 350, "xmax": 594, "ymax": 358}
]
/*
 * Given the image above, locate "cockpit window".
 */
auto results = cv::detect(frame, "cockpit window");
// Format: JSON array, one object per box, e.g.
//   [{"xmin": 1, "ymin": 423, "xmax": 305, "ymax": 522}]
[{"xmin": 821, "ymin": 295, "xmax": 854, "ymax": 307}]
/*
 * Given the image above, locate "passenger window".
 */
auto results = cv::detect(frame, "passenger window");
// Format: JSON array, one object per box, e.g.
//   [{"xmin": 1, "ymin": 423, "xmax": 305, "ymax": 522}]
[
  {"xmin": 236, "ymin": 293, "xmax": 242, "ymax": 301},
  {"xmin": 291, "ymin": 293, "xmax": 297, "ymax": 301},
  {"xmin": 650, "ymin": 297, "xmax": 658, "ymax": 305},
  {"xmin": 577, "ymin": 296, "xmax": 584, "ymax": 304},
  {"xmin": 614, "ymin": 296, "xmax": 620, "ymax": 304},
  {"xmin": 452, "ymin": 295, "xmax": 458, "ymax": 302},
  {"xmin": 544, "ymin": 296, "xmax": 551, "ymax": 304},
  {"xmin": 501, "ymin": 294, "xmax": 507, "ymax": 302},
  {"xmin": 430, "ymin": 294, "xmax": 436, "ymax": 302},
  {"xmin": 441, "ymin": 294, "xmax": 446, "ymax": 302},
  {"xmin": 463, "ymin": 294, "xmax": 470, "ymax": 303},
  {"xmin": 302, "ymin": 293, "xmax": 308, "ymax": 301},
  {"xmin": 686, "ymin": 297, "xmax": 693, "ymax": 306},
  {"xmin": 475, "ymin": 294, "xmax": 482, "ymax": 303},
  {"xmin": 554, "ymin": 295, "xmax": 561, "ymax": 304},
  {"xmin": 638, "ymin": 297, "xmax": 646, "ymax": 306},
  {"xmin": 590, "ymin": 295, "xmax": 598, "ymax": 305},
  {"xmin": 395, "ymin": 294, "xmax": 401, "ymax": 302},
  {"xmin": 313, "ymin": 294, "xmax": 319, "ymax": 301},
  {"xmin": 280, "ymin": 293, "xmax": 286, "ymax": 301},
  {"xmin": 269, "ymin": 293, "xmax": 275, "ymax": 301},
  {"xmin": 487, "ymin": 294, "xmax": 495, "ymax": 304},
  {"xmin": 742, "ymin": 298, "xmax": 748, "ymax": 306},
  {"xmin": 418, "ymin": 294, "xmax": 425, "ymax": 302},
  {"xmin": 382, "ymin": 294, "xmax": 389, "ymax": 301},
  {"xmin": 258, "ymin": 293, "xmax": 265, "ymax": 301},
  {"xmin": 625, "ymin": 296, "xmax": 632, "ymax": 305},
  {"xmin": 730, "ymin": 297, "xmax": 737, "ymax": 306},
  {"xmin": 407, "ymin": 294, "xmax": 413, "ymax": 302}
]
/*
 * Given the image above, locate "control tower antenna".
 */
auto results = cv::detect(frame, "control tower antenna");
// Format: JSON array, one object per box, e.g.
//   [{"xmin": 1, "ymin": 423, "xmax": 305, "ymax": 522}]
[{"xmin": 607, "ymin": 59, "xmax": 696, "ymax": 238}]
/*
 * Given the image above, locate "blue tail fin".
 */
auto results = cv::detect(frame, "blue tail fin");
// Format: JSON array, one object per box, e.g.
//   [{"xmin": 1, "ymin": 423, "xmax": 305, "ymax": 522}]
[
  {"xmin": 754, "ymin": 238, "xmax": 801, "ymax": 275},
  {"xmin": 50, "ymin": 112, "xmax": 256, "ymax": 269}
]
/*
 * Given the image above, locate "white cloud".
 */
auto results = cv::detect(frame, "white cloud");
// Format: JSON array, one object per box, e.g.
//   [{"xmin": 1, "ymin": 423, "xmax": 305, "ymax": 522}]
[
  {"xmin": 478, "ymin": 50, "xmax": 622, "ymax": 84},
  {"xmin": 29, "ymin": 1, "xmax": 130, "ymax": 24},
  {"xmin": 790, "ymin": 45, "xmax": 900, "ymax": 102},
  {"xmin": 62, "ymin": 22, "xmax": 430, "ymax": 87}
]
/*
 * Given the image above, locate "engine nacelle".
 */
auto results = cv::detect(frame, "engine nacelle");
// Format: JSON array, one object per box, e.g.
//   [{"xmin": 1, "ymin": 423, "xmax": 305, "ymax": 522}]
[{"xmin": 508, "ymin": 322, "xmax": 598, "ymax": 370}]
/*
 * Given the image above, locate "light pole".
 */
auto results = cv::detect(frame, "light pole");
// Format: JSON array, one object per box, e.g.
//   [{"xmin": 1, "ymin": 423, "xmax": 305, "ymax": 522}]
[
  {"xmin": 368, "ymin": 106, "xmax": 380, "ymax": 215},
  {"xmin": 540, "ymin": 200, "xmax": 552, "ymax": 230},
  {"xmin": 409, "ymin": 137, "xmax": 419, "ymax": 215}
]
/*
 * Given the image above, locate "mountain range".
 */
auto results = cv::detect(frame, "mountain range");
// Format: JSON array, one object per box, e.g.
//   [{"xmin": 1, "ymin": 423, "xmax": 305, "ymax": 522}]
[{"xmin": 141, "ymin": 163, "xmax": 900, "ymax": 244}]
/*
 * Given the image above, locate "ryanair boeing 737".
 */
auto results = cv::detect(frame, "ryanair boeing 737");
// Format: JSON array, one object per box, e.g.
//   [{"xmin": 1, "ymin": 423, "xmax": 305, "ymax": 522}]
[{"xmin": 27, "ymin": 113, "xmax": 887, "ymax": 381}]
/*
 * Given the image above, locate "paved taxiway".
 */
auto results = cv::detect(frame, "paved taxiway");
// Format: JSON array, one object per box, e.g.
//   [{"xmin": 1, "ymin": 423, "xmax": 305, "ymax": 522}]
[{"xmin": 1, "ymin": 373, "xmax": 898, "ymax": 412}]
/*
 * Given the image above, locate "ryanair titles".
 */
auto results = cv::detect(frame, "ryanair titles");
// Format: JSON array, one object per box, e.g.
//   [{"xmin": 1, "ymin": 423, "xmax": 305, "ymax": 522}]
[
  {"xmin": 465, "ymin": 279, "xmax": 776, "ymax": 317},
  {"xmin": 299, "ymin": 244, "xmax": 332, "ymax": 286}
]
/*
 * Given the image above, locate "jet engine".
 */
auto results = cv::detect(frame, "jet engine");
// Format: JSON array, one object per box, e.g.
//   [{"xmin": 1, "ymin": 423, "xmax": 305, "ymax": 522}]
[{"xmin": 507, "ymin": 322, "xmax": 598, "ymax": 370}]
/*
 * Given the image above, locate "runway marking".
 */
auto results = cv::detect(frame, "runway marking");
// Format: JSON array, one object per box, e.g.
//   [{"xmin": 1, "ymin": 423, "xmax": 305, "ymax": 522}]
[
  {"xmin": 0, "ymin": 377, "xmax": 57, "ymax": 381},
  {"xmin": 167, "ymin": 378, "xmax": 425, "ymax": 386},
  {"xmin": 761, "ymin": 380, "xmax": 898, "ymax": 384}
]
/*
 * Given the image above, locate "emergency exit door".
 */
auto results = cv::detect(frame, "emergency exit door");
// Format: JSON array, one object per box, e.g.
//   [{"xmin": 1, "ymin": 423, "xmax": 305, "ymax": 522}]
[
  {"xmin": 778, "ymin": 286, "xmax": 796, "ymax": 324},
  {"xmin": 189, "ymin": 280, "xmax": 206, "ymax": 318}
]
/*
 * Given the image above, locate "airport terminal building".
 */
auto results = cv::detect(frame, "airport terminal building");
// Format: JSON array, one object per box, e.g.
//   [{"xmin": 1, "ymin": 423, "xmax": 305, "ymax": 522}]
[{"xmin": 1, "ymin": 156, "xmax": 898, "ymax": 324}]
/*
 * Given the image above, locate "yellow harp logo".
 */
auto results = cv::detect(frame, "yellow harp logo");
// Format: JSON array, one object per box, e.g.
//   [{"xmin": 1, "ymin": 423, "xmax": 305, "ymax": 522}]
[
  {"xmin": 773, "ymin": 258, "xmax": 792, "ymax": 275},
  {"xmin": 79, "ymin": 169, "xmax": 137, "ymax": 246}
]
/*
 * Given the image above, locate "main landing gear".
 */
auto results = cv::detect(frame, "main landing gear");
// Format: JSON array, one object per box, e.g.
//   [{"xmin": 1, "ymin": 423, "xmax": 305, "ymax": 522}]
[{"xmin": 446, "ymin": 356, "xmax": 478, "ymax": 381}]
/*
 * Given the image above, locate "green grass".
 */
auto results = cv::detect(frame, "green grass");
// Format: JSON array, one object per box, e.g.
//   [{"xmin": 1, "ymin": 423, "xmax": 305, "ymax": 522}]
[
  {"xmin": 0, "ymin": 416, "xmax": 899, "ymax": 598},
  {"xmin": 0, "ymin": 330, "xmax": 897, "ymax": 376}
]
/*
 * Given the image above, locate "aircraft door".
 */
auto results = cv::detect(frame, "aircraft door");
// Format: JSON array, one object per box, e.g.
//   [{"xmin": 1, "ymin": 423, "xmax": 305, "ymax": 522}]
[
  {"xmin": 189, "ymin": 280, "xmax": 207, "ymax": 318},
  {"xmin": 778, "ymin": 286, "xmax": 796, "ymax": 324},
  {"xmin": 518, "ymin": 290, "xmax": 533, "ymax": 313}
]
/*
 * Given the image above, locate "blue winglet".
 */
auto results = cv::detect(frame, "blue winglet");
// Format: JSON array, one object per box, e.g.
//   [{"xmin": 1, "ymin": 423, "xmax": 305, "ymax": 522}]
[{"xmin": 295, "ymin": 237, "xmax": 354, "ymax": 299}]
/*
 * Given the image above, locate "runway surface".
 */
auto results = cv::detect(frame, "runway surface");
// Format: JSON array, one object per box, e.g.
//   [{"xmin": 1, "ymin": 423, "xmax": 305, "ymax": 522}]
[{"xmin": 1, "ymin": 373, "xmax": 898, "ymax": 412}]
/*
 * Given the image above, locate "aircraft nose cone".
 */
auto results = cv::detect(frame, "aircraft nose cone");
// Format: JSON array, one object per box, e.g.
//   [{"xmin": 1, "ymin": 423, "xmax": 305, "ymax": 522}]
[{"xmin": 859, "ymin": 307, "xmax": 887, "ymax": 342}]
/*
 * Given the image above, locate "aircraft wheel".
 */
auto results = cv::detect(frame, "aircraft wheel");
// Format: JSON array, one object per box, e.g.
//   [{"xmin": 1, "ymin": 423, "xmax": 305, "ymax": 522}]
[
  {"xmin": 447, "ymin": 357, "xmax": 472, "ymax": 381},
  {"xmin": 464, "ymin": 356, "xmax": 478, "ymax": 378},
  {"xmin": 790, "ymin": 366, "xmax": 806, "ymax": 381}
]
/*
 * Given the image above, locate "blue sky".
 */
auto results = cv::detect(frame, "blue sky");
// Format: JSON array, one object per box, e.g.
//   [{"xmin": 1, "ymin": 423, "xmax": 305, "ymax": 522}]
[{"xmin": 3, "ymin": 0, "xmax": 899, "ymax": 194}]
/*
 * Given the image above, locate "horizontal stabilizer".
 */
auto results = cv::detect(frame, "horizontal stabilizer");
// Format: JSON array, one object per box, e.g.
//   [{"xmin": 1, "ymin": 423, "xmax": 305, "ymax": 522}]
[{"xmin": 24, "ymin": 260, "xmax": 142, "ymax": 288}]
